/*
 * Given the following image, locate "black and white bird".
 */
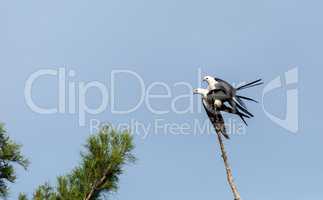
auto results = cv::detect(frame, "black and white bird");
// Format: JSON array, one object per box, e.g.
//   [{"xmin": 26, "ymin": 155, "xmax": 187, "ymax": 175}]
[
  {"xmin": 193, "ymin": 88, "xmax": 250, "ymax": 139},
  {"xmin": 203, "ymin": 75, "xmax": 263, "ymax": 121}
]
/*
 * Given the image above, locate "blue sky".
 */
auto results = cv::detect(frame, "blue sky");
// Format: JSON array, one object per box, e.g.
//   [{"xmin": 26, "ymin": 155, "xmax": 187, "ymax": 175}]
[{"xmin": 1, "ymin": 0, "xmax": 322, "ymax": 199}]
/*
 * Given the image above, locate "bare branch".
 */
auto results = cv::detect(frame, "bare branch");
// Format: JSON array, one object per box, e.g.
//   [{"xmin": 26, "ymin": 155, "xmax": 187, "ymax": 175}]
[{"xmin": 216, "ymin": 132, "xmax": 241, "ymax": 200}]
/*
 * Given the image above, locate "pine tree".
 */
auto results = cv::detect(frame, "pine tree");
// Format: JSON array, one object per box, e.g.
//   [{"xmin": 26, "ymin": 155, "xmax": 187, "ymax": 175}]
[
  {"xmin": 21, "ymin": 126, "xmax": 135, "ymax": 200},
  {"xmin": 0, "ymin": 124, "xmax": 29, "ymax": 198},
  {"xmin": 18, "ymin": 193, "xmax": 28, "ymax": 200}
]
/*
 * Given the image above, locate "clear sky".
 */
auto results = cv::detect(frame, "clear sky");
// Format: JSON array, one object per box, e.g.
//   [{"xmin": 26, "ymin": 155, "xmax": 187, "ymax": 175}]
[{"xmin": 1, "ymin": 0, "xmax": 322, "ymax": 199}]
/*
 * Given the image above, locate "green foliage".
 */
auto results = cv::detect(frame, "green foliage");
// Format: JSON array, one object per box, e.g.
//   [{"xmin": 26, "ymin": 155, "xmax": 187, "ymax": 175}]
[
  {"xmin": 18, "ymin": 193, "xmax": 28, "ymax": 200},
  {"xmin": 0, "ymin": 124, "xmax": 29, "ymax": 198},
  {"xmin": 23, "ymin": 126, "xmax": 135, "ymax": 200},
  {"xmin": 32, "ymin": 183, "xmax": 56, "ymax": 200}
]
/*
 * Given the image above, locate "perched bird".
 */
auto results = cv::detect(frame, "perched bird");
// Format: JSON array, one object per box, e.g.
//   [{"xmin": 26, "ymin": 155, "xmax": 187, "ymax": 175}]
[
  {"xmin": 193, "ymin": 88, "xmax": 250, "ymax": 139},
  {"xmin": 203, "ymin": 76, "xmax": 263, "ymax": 119}
]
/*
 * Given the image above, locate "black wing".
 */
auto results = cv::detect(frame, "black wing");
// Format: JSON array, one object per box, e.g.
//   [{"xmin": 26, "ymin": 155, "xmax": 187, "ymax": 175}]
[
  {"xmin": 202, "ymin": 99, "xmax": 229, "ymax": 139},
  {"xmin": 214, "ymin": 77, "xmax": 234, "ymax": 89},
  {"xmin": 207, "ymin": 86, "xmax": 229, "ymax": 102},
  {"xmin": 214, "ymin": 77, "xmax": 249, "ymax": 110}
]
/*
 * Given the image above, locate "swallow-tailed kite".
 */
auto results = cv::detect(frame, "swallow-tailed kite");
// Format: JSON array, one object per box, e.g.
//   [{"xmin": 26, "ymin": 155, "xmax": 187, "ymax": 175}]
[
  {"xmin": 193, "ymin": 88, "xmax": 250, "ymax": 139},
  {"xmin": 203, "ymin": 76, "xmax": 263, "ymax": 119}
]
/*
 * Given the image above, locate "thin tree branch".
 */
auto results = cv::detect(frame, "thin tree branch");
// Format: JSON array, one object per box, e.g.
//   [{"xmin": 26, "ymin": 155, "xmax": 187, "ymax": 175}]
[
  {"xmin": 216, "ymin": 132, "xmax": 241, "ymax": 200},
  {"xmin": 83, "ymin": 167, "xmax": 113, "ymax": 200}
]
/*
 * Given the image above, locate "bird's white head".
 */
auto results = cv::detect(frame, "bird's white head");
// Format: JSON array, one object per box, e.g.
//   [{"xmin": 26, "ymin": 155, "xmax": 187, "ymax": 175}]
[
  {"xmin": 193, "ymin": 88, "xmax": 208, "ymax": 98},
  {"xmin": 202, "ymin": 75, "xmax": 217, "ymax": 90}
]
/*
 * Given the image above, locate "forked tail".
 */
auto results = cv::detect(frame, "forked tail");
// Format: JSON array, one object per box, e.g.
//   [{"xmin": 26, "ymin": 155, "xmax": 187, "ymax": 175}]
[
  {"xmin": 234, "ymin": 79, "xmax": 263, "ymax": 110},
  {"xmin": 236, "ymin": 79, "xmax": 263, "ymax": 91}
]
